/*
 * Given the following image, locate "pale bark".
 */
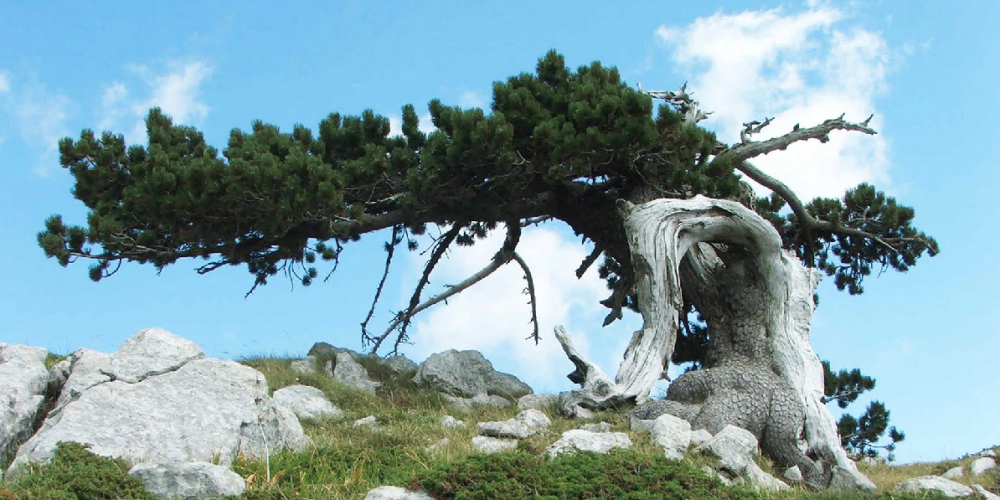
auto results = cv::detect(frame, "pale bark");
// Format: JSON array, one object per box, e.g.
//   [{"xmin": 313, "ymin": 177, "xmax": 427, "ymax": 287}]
[{"xmin": 555, "ymin": 195, "xmax": 874, "ymax": 490}]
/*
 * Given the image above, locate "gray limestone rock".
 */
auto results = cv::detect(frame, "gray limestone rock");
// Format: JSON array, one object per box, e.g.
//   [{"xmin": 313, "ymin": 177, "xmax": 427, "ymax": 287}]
[
  {"xmin": 364, "ymin": 485, "xmax": 435, "ymax": 500},
  {"xmin": 471, "ymin": 436, "xmax": 518, "ymax": 454},
  {"xmin": 426, "ymin": 438, "xmax": 450, "ymax": 451},
  {"xmin": 650, "ymin": 413, "xmax": 692, "ymax": 460},
  {"xmin": 103, "ymin": 328, "xmax": 204, "ymax": 383},
  {"xmin": 578, "ymin": 422, "xmax": 613, "ymax": 433},
  {"xmin": 354, "ymin": 415, "xmax": 380, "ymax": 428},
  {"xmin": 50, "ymin": 349, "xmax": 113, "ymax": 417},
  {"xmin": 7, "ymin": 349, "xmax": 306, "ymax": 477},
  {"xmin": 545, "ymin": 430, "xmax": 632, "ymax": 458},
  {"xmin": 690, "ymin": 429, "xmax": 713, "ymax": 448},
  {"xmin": 695, "ymin": 425, "xmax": 789, "ymax": 492},
  {"xmin": 47, "ymin": 358, "xmax": 71, "ymax": 393},
  {"xmin": 478, "ymin": 410, "xmax": 551, "ymax": 439},
  {"xmin": 0, "ymin": 343, "xmax": 49, "ymax": 464},
  {"xmin": 414, "ymin": 350, "xmax": 531, "ymax": 399},
  {"xmin": 128, "ymin": 461, "xmax": 246, "ymax": 500},
  {"xmin": 974, "ymin": 485, "xmax": 1000, "ymax": 500},
  {"xmin": 629, "ymin": 417, "xmax": 656, "ymax": 434},
  {"xmin": 518, "ymin": 394, "xmax": 557, "ymax": 411},
  {"xmin": 440, "ymin": 415, "xmax": 465, "ymax": 428},
  {"xmin": 515, "ymin": 409, "xmax": 552, "ymax": 430},
  {"xmin": 983, "ymin": 449, "xmax": 998, "ymax": 458},
  {"xmin": 289, "ymin": 356, "xmax": 317, "ymax": 376},
  {"xmin": 893, "ymin": 476, "xmax": 974, "ymax": 498},
  {"xmin": 382, "ymin": 355, "xmax": 418, "ymax": 376},
  {"xmin": 827, "ymin": 466, "xmax": 877, "ymax": 493},
  {"xmin": 272, "ymin": 384, "xmax": 341, "ymax": 420},
  {"xmin": 307, "ymin": 342, "xmax": 337, "ymax": 357},
  {"xmin": 332, "ymin": 352, "xmax": 380, "ymax": 394},
  {"xmin": 783, "ymin": 465, "xmax": 803, "ymax": 483},
  {"xmin": 942, "ymin": 466, "xmax": 964, "ymax": 479},
  {"xmin": 971, "ymin": 457, "xmax": 997, "ymax": 475},
  {"xmin": 442, "ymin": 393, "xmax": 511, "ymax": 410}
]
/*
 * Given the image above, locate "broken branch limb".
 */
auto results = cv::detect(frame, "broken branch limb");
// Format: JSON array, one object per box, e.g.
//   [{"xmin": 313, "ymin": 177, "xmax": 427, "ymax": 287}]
[
  {"xmin": 361, "ymin": 225, "xmax": 402, "ymax": 349},
  {"xmin": 575, "ymin": 245, "xmax": 603, "ymax": 278},
  {"xmin": 512, "ymin": 252, "xmax": 540, "ymax": 344}
]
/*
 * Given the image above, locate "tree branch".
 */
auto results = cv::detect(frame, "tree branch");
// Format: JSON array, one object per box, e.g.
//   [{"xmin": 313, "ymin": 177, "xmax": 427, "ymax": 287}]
[
  {"xmin": 511, "ymin": 252, "xmax": 540, "ymax": 344},
  {"xmin": 360, "ymin": 225, "xmax": 402, "ymax": 349},
  {"xmin": 575, "ymin": 245, "xmax": 604, "ymax": 278}
]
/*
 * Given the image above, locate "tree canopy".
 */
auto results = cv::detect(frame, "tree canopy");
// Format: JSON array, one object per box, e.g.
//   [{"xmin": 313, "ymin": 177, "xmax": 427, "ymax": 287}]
[{"xmin": 38, "ymin": 50, "xmax": 938, "ymax": 353}]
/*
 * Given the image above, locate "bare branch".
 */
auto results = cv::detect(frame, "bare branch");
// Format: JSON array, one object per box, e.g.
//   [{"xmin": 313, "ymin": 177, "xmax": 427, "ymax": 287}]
[
  {"xmin": 721, "ymin": 115, "xmax": 877, "ymax": 165},
  {"xmin": 511, "ymin": 252, "xmax": 540, "ymax": 344},
  {"xmin": 575, "ymin": 245, "xmax": 604, "ymax": 278},
  {"xmin": 740, "ymin": 117, "xmax": 774, "ymax": 144},
  {"xmin": 361, "ymin": 225, "xmax": 402, "ymax": 349}
]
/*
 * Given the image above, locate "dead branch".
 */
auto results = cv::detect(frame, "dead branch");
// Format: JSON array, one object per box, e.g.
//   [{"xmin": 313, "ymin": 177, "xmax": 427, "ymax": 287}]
[
  {"xmin": 361, "ymin": 225, "xmax": 402, "ymax": 349},
  {"xmin": 512, "ymin": 252, "xmax": 540, "ymax": 344}
]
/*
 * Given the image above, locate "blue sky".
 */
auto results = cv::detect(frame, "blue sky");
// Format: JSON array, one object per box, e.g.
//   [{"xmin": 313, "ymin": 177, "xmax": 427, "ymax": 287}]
[{"xmin": 1, "ymin": 1, "xmax": 997, "ymax": 464}]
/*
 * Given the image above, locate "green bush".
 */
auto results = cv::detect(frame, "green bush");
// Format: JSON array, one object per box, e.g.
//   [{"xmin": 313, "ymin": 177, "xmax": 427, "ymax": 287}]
[{"xmin": 3, "ymin": 442, "xmax": 156, "ymax": 500}]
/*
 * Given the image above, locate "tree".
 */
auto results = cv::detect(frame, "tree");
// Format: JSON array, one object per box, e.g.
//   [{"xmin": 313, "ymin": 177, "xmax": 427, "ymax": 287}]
[
  {"xmin": 823, "ymin": 361, "xmax": 905, "ymax": 462},
  {"xmin": 38, "ymin": 51, "xmax": 936, "ymax": 490}
]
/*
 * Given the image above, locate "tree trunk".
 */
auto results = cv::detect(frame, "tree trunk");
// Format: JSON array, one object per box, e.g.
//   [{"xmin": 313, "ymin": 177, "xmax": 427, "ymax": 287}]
[{"xmin": 555, "ymin": 195, "xmax": 874, "ymax": 491}]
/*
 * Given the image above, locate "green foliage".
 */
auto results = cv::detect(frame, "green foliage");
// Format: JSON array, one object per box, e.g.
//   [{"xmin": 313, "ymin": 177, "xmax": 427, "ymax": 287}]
[
  {"xmin": 413, "ymin": 450, "xmax": 746, "ymax": 500},
  {"xmin": 3, "ymin": 442, "xmax": 156, "ymax": 500},
  {"xmin": 822, "ymin": 361, "xmax": 876, "ymax": 409},
  {"xmin": 44, "ymin": 352, "xmax": 67, "ymax": 371},
  {"xmin": 838, "ymin": 401, "xmax": 905, "ymax": 462}
]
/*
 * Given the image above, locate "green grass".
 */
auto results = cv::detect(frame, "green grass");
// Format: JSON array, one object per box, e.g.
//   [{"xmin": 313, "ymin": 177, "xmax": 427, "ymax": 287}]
[
  {"xmin": 5, "ymin": 353, "xmax": 994, "ymax": 500},
  {"xmin": 43, "ymin": 352, "xmax": 67, "ymax": 371}
]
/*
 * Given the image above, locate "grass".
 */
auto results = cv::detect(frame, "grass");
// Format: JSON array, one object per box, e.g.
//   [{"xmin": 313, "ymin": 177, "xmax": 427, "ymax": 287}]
[{"xmin": 6, "ymin": 351, "xmax": 995, "ymax": 500}]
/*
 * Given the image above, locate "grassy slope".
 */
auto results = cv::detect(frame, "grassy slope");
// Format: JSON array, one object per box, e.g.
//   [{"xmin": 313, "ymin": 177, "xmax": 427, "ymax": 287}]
[{"xmin": 4, "ymin": 353, "xmax": 997, "ymax": 500}]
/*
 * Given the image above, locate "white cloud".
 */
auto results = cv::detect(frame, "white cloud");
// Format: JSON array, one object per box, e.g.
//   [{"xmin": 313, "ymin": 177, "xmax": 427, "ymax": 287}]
[
  {"xmin": 657, "ymin": 5, "xmax": 896, "ymax": 200},
  {"xmin": 458, "ymin": 90, "xmax": 486, "ymax": 109},
  {"xmin": 0, "ymin": 72, "xmax": 10, "ymax": 93},
  {"xmin": 13, "ymin": 89, "xmax": 71, "ymax": 176},
  {"xmin": 98, "ymin": 61, "xmax": 212, "ymax": 144},
  {"xmin": 399, "ymin": 224, "xmax": 635, "ymax": 393},
  {"xmin": 387, "ymin": 111, "xmax": 436, "ymax": 138}
]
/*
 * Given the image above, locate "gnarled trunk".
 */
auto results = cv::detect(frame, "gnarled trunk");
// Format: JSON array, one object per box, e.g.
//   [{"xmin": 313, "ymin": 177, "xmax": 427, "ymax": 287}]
[{"xmin": 556, "ymin": 195, "xmax": 874, "ymax": 491}]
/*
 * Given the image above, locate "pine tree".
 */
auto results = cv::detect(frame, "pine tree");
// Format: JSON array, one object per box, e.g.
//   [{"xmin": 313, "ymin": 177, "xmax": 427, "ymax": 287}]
[{"xmin": 823, "ymin": 361, "xmax": 905, "ymax": 461}]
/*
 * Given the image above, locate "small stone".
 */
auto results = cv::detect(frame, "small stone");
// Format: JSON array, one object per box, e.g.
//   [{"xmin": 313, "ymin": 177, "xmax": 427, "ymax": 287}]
[
  {"xmin": 440, "ymin": 415, "xmax": 465, "ymax": 428},
  {"xmin": 893, "ymin": 476, "xmax": 974, "ymax": 498},
  {"xmin": 471, "ymin": 436, "xmax": 518, "ymax": 454},
  {"xmin": 783, "ymin": 465, "xmax": 803, "ymax": 482},
  {"xmin": 545, "ymin": 430, "xmax": 631, "ymax": 458},
  {"xmin": 942, "ymin": 466, "xmax": 964, "ymax": 479},
  {"xmin": 477, "ymin": 420, "xmax": 536, "ymax": 439},
  {"xmin": 971, "ymin": 457, "xmax": 997, "ymax": 475},
  {"xmin": 272, "ymin": 384, "xmax": 341, "ymax": 420},
  {"xmin": 364, "ymin": 485, "xmax": 435, "ymax": 500},
  {"xmin": 354, "ymin": 416, "xmax": 379, "ymax": 428}
]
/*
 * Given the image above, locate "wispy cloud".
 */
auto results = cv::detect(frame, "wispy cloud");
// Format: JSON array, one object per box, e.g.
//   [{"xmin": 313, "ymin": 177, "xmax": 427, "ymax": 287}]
[
  {"xmin": 98, "ymin": 61, "xmax": 213, "ymax": 144},
  {"xmin": 657, "ymin": 5, "xmax": 896, "ymax": 200},
  {"xmin": 10, "ymin": 81, "xmax": 72, "ymax": 177},
  {"xmin": 387, "ymin": 111, "xmax": 436, "ymax": 138},
  {"xmin": 458, "ymin": 90, "xmax": 487, "ymax": 109},
  {"xmin": 0, "ymin": 72, "xmax": 10, "ymax": 93}
]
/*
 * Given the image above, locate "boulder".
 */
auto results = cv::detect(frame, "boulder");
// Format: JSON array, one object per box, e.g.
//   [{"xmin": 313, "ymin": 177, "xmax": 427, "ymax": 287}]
[
  {"xmin": 0, "ymin": 343, "xmax": 49, "ymax": 463},
  {"xmin": 518, "ymin": 394, "xmax": 557, "ymax": 411},
  {"xmin": 650, "ymin": 413, "xmax": 692, "ymax": 460},
  {"xmin": 827, "ymin": 465, "xmax": 877, "ymax": 493},
  {"xmin": 128, "ymin": 461, "xmax": 245, "ymax": 500},
  {"xmin": 983, "ymin": 449, "xmax": 998, "ymax": 458},
  {"xmin": 783, "ymin": 466, "xmax": 803, "ymax": 483},
  {"xmin": 272, "ymin": 384, "xmax": 341, "ymax": 420},
  {"xmin": 414, "ymin": 350, "xmax": 532, "ymax": 398},
  {"xmin": 332, "ymin": 352, "xmax": 380, "ymax": 394},
  {"xmin": 440, "ymin": 415, "xmax": 465, "ymax": 428},
  {"xmin": 50, "ymin": 349, "xmax": 113, "ymax": 416},
  {"xmin": 629, "ymin": 417, "xmax": 656, "ymax": 434},
  {"xmin": 695, "ymin": 425, "xmax": 789, "ymax": 492},
  {"xmin": 578, "ymin": 422, "xmax": 613, "ymax": 432},
  {"xmin": 289, "ymin": 356, "xmax": 318, "ymax": 376},
  {"xmin": 478, "ymin": 409, "xmax": 552, "ymax": 439},
  {"xmin": 972, "ymin": 456, "xmax": 997, "ymax": 475},
  {"xmin": 442, "ymin": 393, "xmax": 511, "ymax": 410},
  {"xmin": 382, "ymin": 355, "xmax": 418, "ymax": 376},
  {"xmin": 545, "ymin": 430, "xmax": 632, "ymax": 458},
  {"xmin": 893, "ymin": 476, "xmax": 974, "ymax": 498},
  {"xmin": 471, "ymin": 436, "xmax": 518, "ymax": 454},
  {"xmin": 974, "ymin": 485, "xmax": 1000, "ymax": 500},
  {"xmin": 942, "ymin": 466, "xmax": 964, "ymax": 479},
  {"xmin": 307, "ymin": 342, "xmax": 337, "ymax": 357},
  {"xmin": 7, "ymin": 330, "xmax": 307, "ymax": 477},
  {"xmin": 104, "ymin": 328, "xmax": 205, "ymax": 383},
  {"xmin": 690, "ymin": 429, "xmax": 713, "ymax": 448},
  {"xmin": 364, "ymin": 485, "xmax": 435, "ymax": 500}
]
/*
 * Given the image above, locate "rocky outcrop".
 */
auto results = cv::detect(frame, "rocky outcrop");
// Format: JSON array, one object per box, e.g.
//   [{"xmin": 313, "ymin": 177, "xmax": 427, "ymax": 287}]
[
  {"xmin": 442, "ymin": 393, "xmax": 511, "ymax": 410},
  {"xmin": 518, "ymin": 394, "xmax": 558, "ymax": 410},
  {"xmin": 0, "ymin": 343, "xmax": 49, "ymax": 464},
  {"xmin": 332, "ymin": 352, "xmax": 380, "ymax": 394},
  {"xmin": 128, "ymin": 461, "xmax": 246, "ymax": 500},
  {"xmin": 893, "ymin": 476, "xmax": 974, "ymax": 498},
  {"xmin": 414, "ymin": 350, "xmax": 532, "ymax": 399},
  {"xmin": 546, "ymin": 430, "xmax": 632, "ymax": 458},
  {"xmin": 5, "ymin": 329, "xmax": 307, "ymax": 478},
  {"xmin": 272, "ymin": 384, "xmax": 342, "ymax": 420},
  {"xmin": 971, "ymin": 456, "xmax": 997, "ymax": 475}
]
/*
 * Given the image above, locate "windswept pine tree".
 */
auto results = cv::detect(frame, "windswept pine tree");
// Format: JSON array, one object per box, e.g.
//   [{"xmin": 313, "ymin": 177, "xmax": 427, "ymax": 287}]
[{"xmin": 38, "ymin": 51, "xmax": 936, "ymax": 490}]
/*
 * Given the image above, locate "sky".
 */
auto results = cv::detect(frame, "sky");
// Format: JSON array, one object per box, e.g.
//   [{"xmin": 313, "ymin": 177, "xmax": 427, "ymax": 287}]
[{"xmin": 1, "ymin": 1, "xmax": 998, "ymax": 464}]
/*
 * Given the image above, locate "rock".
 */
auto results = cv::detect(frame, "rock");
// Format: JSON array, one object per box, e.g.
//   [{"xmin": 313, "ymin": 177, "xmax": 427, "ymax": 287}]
[
  {"xmin": 333, "ymin": 352, "xmax": 380, "ymax": 394},
  {"xmin": 307, "ymin": 342, "xmax": 337, "ymax": 356},
  {"xmin": 690, "ymin": 429, "xmax": 713, "ymax": 448},
  {"xmin": 7, "ymin": 330, "xmax": 307, "ymax": 477},
  {"xmin": 974, "ymin": 485, "xmax": 1000, "ymax": 500},
  {"xmin": 289, "ymin": 356, "xmax": 317, "ymax": 376},
  {"xmin": 364, "ymin": 485, "xmax": 435, "ymax": 500},
  {"xmin": 983, "ymin": 449, "xmax": 998, "ymax": 458},
  {"xmin": 702, "ymin": 465, "xmax": 732, "ymax": 486},
  {"xmin": 545, "ymin": 430, "xmax": 632, "ymax": 458},
  {"xmin": 478, "ymin": 409, "xmax": 551, "ymax": 439},
  {"xmin": 354, "ymin": 415, "xmax": 380, "ymax": 428},
  {"xmin": 0, "ymin": 343, "xmax": 49, "ymax": 463},
  {"xmin": 50, "ymin": 349, "xmax": 113, "ymax": 416},
  {"xmin": 744, "ymin": 465, "xmax": 791, "ymax": 492},
  {"xmin": 414, "ymin": 350, "xmax": 532, "ymax": 398},
  {"xmin": 47, "ymin": 358, "xmax": 71, "ymax": 393},
  {"xmin": 650, "ymin": 413, "xmax": 691, "ymax": 460},
  {"xmin": 972, "ymin": 457, "xmax": 997, "ymax": 475},
  {"xmin": 128, "ymin": 461, "xmax": 245, "ymax": 500},
  {"xmin": 440, "ymin": 415, "xmax": 465, "ymax": 428},
  {"xmin": 943, "ymin": 466, "xmax": 964, "ymax": 479},
  {"xmin": 783, "ymin": 465, "xmax": 803, "ymax": 483},
  {"xmin": 695, "ymin": 425, "xmax": 758, "ymax": 473},
  {"xmin": 861, "ymin": 455, "xmax": 886, "ymax": 466},
  {"xmin": 893, "ymin": 476, "xmax": 974, "ymax": 498},
  {"xmin": 272, "ymin": 384, "xmax": 341, "ymax": 420},
  {"xmin": 103, "ymin": 328, "xmax": 204, "ymax": 383},
  {"xmin": 579, "ymin": 422, "xmax": 612, "ymax": 432},
  {"xmin": 629, "ymin": 417, "xmax": 656, "ymax": 434},
  {"xmin": 382, "ymin": 355, "xmax": 418, "ymax": 376},
  {"xmin": 442, "ymin": 393, "xmax": 511, "ymax": 410},
  {"xmin": 518, "ymin": 394, "xmax": 557, "ymax": 410},
  {"xmin": 471, "ymin": 436, "xmax": 518, "ymax": 454},
  {"xmin": 827, "ymin": 465, "xmax": 877, "ymax": 493}
]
